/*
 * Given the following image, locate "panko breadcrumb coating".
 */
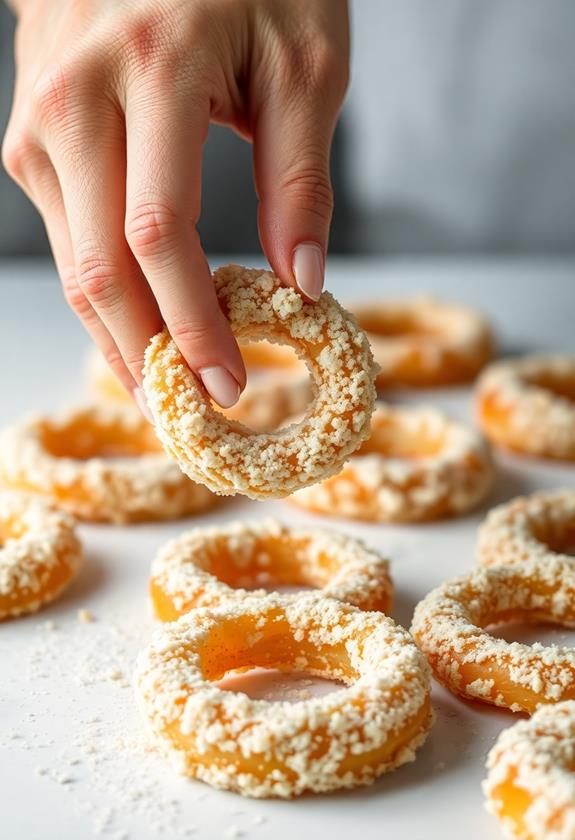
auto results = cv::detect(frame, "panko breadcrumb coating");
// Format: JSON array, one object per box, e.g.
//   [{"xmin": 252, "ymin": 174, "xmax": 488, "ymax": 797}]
[
  {"xmin": 0, "ymin": 491, "xmax": 82, "ymax": 620},
  {"xmin": 476, "ymin": 355, "xmax": 575, "ymax": 460},
  {"xmin": 484, "ymin": 701, "xmax": 575, "ymax": 839},
  {"xmin": 134, "ymin": 593, "xmax": 432, "ymax": 798},
  {"xmin": 290, "ymin": 404, "xmax": 493, "ymax": 522},
  {"xmin": 149, "ymin": 519, "xmax": 393, "ymax": 619},
  {"xmin": 143, "ymin": 265, "xmax": 378, "ymax": 500},
  {"xmin": 0, "ymin": 404, "xmax": 215, "ymax": 523},
  {"xmin": 350, "ymin": 295, "xmax": 492, "ymax": 388},
  {"xmin": 411, "ymin": 559, "xmax": 575, "ymax": 714}
]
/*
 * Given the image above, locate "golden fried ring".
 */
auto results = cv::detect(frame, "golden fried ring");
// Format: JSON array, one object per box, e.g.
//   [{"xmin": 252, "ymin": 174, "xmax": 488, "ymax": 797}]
[
  {"xmin": 289, "ymin": 405, "xmax": 493, "ymax": 523},
  {"xmin": 350, "ymin": 296, "xmax": 492, "ymax": 388},
  {"xmin": 149, "ymin": 519, "xmax": 393, "ymax": 620},
  {"xmin": 476, "ymin": 355, "xmax": 575, "ymax": 461},
  {"xmin": 143, "ymin": 265, "xmax": 377, "ymax": 500},
  {"xmin": 477, "ymin": 490, "xmax": 575, "ymax": 569},
  {"xmin": 134, "ymin": 593, "xmax": 432, "ymax": 798},
  {"xmin": 411, "ymin": 561, "xmax": 575, "ymax": 714},
  {"xmin": 0, "ymin": 491, "xmax": 82, "ymax": 620},
  {"xmin": 0, "ymin": 405, "xmax": 215, "ymax": 523},
  {"xmin": 484, "ymin": 701, "xmax": 575, "ymax": 840}
]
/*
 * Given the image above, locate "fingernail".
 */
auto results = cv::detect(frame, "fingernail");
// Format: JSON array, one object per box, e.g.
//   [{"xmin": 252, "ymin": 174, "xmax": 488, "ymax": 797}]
[
  {"xmin": 293, "ymin": 242, "xmax": 324, "ymax": 301},
  {"xmin": 133, "ymin": 387, "xmax": 154, "ymax": 424},
  {"xmin": 199, "ymin": 366, "xmax": 241, "ymax": 408}
]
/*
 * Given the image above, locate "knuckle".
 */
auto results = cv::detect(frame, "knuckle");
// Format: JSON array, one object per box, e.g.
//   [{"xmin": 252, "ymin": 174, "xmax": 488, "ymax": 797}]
[
  {"xmin": 61, "ymin": 268, "xmax": 95, "ymax": 320},
  {"xmin": 170, "ymin": 317, "xmax": 217, "ymax": 350},
  {"xmin": 75, "ymin": 250, "xmax": 122, "ymax": 308},
  {"xmin": 125, "ymin": 202, "xmax": 181, "ymax": 259},
  {"xmin": 31, "ymin": 64, "xmax": 78, "ymax": 129},
  {"xmin": 281, "ymin": 166, "xmax": 333, "ymax": 222},
  {"xmin": 1, "ymin": 127, "xmax": 39, "ymax": 185}
]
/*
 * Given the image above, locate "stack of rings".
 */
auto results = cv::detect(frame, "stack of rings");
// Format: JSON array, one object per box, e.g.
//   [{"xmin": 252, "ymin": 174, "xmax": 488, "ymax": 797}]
[
  {"xmin": 349, "ymin": 296, "xmax": 492, "ymax": 388},
  {"xmin": 476, "ymin": 355, "xmax": 575, "ymax": 460},
  {"xmin": 149, "ymin": 519, "xmax": 393, "ymax": 620},
  {"xmin": 289, "ymin": 405, "xmax": 493, "ymax": 523},
  {"xmin": 0, "ymin": 404, "xmax": 215, "ymax": 523},
  {"xmin": 134, "ymin": 593, "xmax": 432, "ymax": 798},
  {"xmin": 484, "ymin": 701, "xmax": 575, "ymax": 840},
  {"xmin": 143, "ymin": 264, "xmax": 378, "ymax": 500},
  {"xmin": 0, "ymin": 491, "xmax": 82, "ymax": 620}
]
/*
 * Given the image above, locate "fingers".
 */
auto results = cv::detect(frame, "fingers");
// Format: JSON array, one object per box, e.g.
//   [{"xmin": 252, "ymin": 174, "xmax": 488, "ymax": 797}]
[
  {"xmin": 2, "ymin": 129, "xmax": 137, "ymax": 397},
  {"xmin": 41, "ymin": 95, "xmax": 163, "ymax": 391},
  {"xmin": 253, "ymin": 37, "xmax": 349, "ymax": 302},
  {"xmin": 124, "ymin": 82, "xmax": 245, "ymax": 405}
]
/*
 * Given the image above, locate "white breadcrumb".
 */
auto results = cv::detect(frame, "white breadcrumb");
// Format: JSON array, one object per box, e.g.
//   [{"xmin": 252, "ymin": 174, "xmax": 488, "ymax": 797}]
[
  {"xmin": 476, "ymin": 354, "xmax": 575, "ymax": 459},
  {"xmin": 350, "ymin": 295, "xmax": 492, "ymax": 387},
  {"xmin": 0, "ymin": 403, "xmax": 216, "ymax": 523},
  {"xmin": 477, "ymin": 489, "xmax": 575, "ymax": 569},
  {"xmin": 149, "ymin": 519, "xmax": 393, "ymax": 618},
  {"xmin": 290, "ymin": 404, "xmax": 493, "ymax": 523},
  {"xmin": 0, "ymin": 490, "xmax": 82, "ymax": 619},
  {"xmin": 411, "ymin": 556, "xmax": 575, "ymax": 714},
  {"xmin": 143, "ymin": 265, "xmax": 378, "ymax": 500},
  {"xmin": 484, "ymin": 700, "xmax": 575, "ymax": 840},
  {"xmin": 134, "ymin": 593, "xmax": 432, "ymax": 799}
]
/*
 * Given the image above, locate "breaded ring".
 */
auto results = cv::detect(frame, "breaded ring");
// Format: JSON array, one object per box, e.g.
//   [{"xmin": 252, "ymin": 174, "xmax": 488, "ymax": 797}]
[
  {"xmin": 411, "ymin": 560, "xmax": 575, "ymax": 714},
  {"xmin": 476, "ymin": 355, "xmax": 575, "ymax": 460},
  {"xmin": 0, "ymin": 491, "xmax": 82, "ymax": 619},
  {"xmin": 149, "ymin": 519, "xmax": 393, "ymax": 620},
  {"xmin": 143, "ymin": 265, "xmax": 377, "ymax": 500},
  {"xmin": 289, "ymin": 405, "xmax": 493, "ymax": 523},
  {"xmin": 0, "ymin": 404, "xmax": 215, "ymax": 523},
  {"xmin": 134, "ymin": 594, "xmax": 432, "ymax": 798},
  {"xmin": 484, "ymin": 701, "xmax": 575, "ymax": 840},
  {"xmin": 477, "ymin": 490, "xmax": 575, "ymax": 569},
  {"xmin": 350, "ymin": 295, "xmax": 492, "ymax": 388}
]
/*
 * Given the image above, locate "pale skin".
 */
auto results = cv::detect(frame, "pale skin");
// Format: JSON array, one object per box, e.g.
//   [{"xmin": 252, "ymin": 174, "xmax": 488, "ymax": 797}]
[{"xmin": 2, "ymin": 0, "xmax": 349, "ymax": 413}]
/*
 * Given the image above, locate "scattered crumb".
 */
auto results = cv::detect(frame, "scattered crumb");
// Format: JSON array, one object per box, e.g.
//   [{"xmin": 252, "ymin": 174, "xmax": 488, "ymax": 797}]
[{"xmin": 78, "ymin": 609, "xmax": 95, "ymax": 623}]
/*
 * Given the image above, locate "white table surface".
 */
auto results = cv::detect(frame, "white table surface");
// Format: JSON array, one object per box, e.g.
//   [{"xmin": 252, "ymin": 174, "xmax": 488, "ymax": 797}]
[{"xmin": 1, "ymin": 256, "xmax": 575, "ymax": 840}]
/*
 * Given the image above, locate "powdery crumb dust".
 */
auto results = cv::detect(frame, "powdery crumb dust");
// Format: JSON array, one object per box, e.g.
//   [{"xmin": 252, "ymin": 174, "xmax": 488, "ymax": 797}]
[
  {"xmin": 290, "ymin": 404, "xmax": 493, "ymax": 523},
  {"xmin": 149, "ymin": 518, "xmax": 393, "ymax": 617},
  {"xmin": 476, "ymin": 354, "xmax": 575, "ymax": 459},
  {"xmin": 0, "ymin": 404, "xmax": 216, "ymax": 523},
  {"xmin": 484, "ymin": 700, "xmax": 575, "ymax": 839},
  {"xmin": 134, "ymin": 593, "xmax": 432, "ymax": 798},
  {"xmin": 143, "ymin": 265, "xmax": 378, "ymax": 500}
]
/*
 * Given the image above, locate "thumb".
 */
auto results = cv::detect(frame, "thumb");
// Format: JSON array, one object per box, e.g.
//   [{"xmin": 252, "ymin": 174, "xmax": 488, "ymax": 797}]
[{"xmin": 253, "ymin": 86, "xmax": 341, "ymax": 302}]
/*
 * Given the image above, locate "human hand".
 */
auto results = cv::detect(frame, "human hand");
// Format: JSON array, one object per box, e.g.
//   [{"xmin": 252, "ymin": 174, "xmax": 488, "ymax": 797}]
[{"xmin": 3, "ymin": 0, "xmax": 349, "ymax": 411}]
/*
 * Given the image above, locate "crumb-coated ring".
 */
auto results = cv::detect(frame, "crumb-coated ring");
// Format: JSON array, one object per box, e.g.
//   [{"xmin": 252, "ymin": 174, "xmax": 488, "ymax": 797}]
[
  {"xmin": 0, "ymin": 491, "xmax": 82, "ymax": 620},
  {"xmin": 289, "ymin": 405, "xmax": 493, "ymax": 523},
  {"xmin": 143, "ymin": 265, "xmax": 378, "ymax": 500},
  {"xmin": 484, "ymin": 701, "xmax": 575, "ymax": 840},
  {"xmin": 411, "ymin": 561, "xmax": 575, "ymax": 714},
  {"xmin": 477, "ymin": 490, "xmax": 575, "ymax": 569},
  {"xmin": 350, "ymin": 295, "xmax": 492, "ymax": 388},
  {"xmin": 0, "ymin": 404, "xmax": 216, "ymax": 523},
  {"xmin": 134, "ymin": 593, "xmax": 432, "ymax": 798},
  {"xmin": 476, "ymin": 355, "xmax": 575, "ymax": 460},
  {"xmin": 149, "ymin": 519, "xmax": 393, "ymax": 620}
]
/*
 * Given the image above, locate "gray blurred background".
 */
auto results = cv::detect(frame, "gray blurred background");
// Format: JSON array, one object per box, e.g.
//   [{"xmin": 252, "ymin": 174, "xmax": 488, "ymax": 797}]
[{"xmin": 2, "ymin": 0, "xmax": 575, "ymax": 260}]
